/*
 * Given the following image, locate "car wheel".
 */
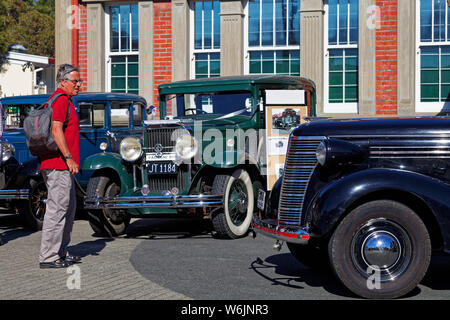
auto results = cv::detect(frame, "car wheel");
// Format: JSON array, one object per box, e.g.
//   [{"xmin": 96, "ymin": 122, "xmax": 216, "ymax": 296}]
[
  {"xmin": 18, "ymin": 177, "xmax": 47, "ymax": 231},
  {"xmin": 211, "ymin": 169, "xmax": 254, "ymax": 239},
  {"xmin": 86, "ymin": 175, "xmax": 130, "ymax": 237},
  {"xmin": 328, "ymin": 200, "xmax": 431, "ymax": 299}
]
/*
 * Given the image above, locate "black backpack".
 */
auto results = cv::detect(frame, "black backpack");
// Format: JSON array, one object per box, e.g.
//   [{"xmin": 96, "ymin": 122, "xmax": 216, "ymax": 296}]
[{"xmin": 23, "ymin": 93, "xmax": 71, "ymax": 157}]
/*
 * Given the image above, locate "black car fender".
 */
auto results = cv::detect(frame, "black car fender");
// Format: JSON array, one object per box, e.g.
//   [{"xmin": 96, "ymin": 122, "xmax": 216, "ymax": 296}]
[{"xmin": 309, "ymin": 168, "xmax": 449, "ymax": 250}]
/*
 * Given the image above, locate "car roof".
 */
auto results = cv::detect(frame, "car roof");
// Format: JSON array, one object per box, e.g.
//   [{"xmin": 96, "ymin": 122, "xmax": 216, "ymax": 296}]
[
  {"xmin": 158, "ymin": 75, "xmax": 316, "ymax": 95},
  {"xmin": 0, "ymin": 92, "xmax": 147, "ymax": 105}
]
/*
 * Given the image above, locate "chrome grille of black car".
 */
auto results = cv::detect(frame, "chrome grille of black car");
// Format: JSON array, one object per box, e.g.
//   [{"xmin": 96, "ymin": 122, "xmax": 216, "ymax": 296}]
[{"xmin": 278, "ymin": 136, "xmax": 324, "ymax": 226}]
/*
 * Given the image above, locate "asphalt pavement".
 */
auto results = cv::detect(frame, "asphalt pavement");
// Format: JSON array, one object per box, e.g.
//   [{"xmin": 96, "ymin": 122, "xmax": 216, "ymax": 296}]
[{"xmin": 1, "ymin": 214, "xmax": 450, "ymax": 301}]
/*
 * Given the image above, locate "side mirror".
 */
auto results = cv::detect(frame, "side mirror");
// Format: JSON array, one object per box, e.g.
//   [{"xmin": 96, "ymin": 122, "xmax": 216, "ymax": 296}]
[{"xmin": 147, "ymin": 105, "xmax": 158, "ymax": 120}]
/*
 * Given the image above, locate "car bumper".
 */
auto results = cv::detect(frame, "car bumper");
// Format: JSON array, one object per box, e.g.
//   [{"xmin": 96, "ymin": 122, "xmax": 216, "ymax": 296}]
[
  {"xmin": 251, "ymin": 217, "xmax": 310, "ymax": 244},
  {"xmin": 0, "ymin": 189, "xmax": 29, "ymax": 200},
  {"xmin": 84, "ymin": 194, "xmax": 223, "ymax": 209}
]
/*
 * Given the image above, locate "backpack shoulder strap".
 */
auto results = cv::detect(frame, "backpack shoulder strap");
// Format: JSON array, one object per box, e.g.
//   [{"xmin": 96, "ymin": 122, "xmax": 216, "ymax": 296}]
[{"xmin": 44, "ymin": 93, "xmax": 71, "ymax": 128}]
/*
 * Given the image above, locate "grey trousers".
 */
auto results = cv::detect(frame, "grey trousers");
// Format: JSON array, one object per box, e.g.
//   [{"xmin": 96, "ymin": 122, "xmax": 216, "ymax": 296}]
[{"xmin": 39, "ymin": 169, "xmax": 76, "ymax": 263}]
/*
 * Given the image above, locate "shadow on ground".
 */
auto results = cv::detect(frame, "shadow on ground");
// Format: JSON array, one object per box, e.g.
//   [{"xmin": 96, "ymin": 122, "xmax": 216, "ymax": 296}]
[{"xmin": 125, "ymin": 217, "xmax": 214, "ymax": 240}]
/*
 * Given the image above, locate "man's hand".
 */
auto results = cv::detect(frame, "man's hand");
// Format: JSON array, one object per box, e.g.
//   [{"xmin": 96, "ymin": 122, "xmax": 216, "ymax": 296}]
[{"xmin": 65, "ymin": 158, "xmax": 79, "ymax": 175}]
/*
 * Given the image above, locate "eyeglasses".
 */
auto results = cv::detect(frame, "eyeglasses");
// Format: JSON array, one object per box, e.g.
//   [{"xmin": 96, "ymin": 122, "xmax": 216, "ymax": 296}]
[{"xmin": 65, "ymin": 79, "xmax": 83, "ymax": 85}]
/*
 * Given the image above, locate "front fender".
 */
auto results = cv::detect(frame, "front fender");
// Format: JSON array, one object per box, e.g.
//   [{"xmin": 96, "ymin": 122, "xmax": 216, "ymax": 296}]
[
  {"xmin": 310, "ymin": 169, "xmax": 449, "ymax": 246},
  {"xmin": 82, "ymin": 152, "xmax": 134, "ymax": 195},
  {"xmin": 19, "ymin": 158, "xmax": 40, "ymax": 177}
]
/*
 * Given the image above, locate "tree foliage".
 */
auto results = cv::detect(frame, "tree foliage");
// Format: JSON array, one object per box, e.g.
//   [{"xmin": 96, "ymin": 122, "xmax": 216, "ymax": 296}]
[{"xmin": 0, "ymin": 0, "xmax": 55, "ymax": 57}]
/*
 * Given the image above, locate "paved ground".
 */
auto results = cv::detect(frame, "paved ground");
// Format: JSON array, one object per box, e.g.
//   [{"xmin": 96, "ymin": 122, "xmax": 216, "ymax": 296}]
[
  {"xmin": 0, "ymin": 214, "xmax": 189, "ymax": 300},
  {"xmin": 1, "ymin": 213, "xmax": 450, "ymax": 301}
]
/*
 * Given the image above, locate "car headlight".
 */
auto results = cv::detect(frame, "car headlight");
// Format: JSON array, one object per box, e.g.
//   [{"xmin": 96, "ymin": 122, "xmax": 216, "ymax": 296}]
[
  {"xmin": 1, "ymin": 142, "xmax": 15, "ymax": 162},
  {"xmin": 175, "ymin": 135, "xmax": 198, "ymax": 160},
  {"xmin": 315, "ymin": 139, "xmax": 366, "ymax": 167},
  {"xmin": 315, "ymin": 141, "xmax": 327, "ymax": 166},
  {"xmin": 120, "ymin": 137, "xmax": 142, "ymax": 162}
]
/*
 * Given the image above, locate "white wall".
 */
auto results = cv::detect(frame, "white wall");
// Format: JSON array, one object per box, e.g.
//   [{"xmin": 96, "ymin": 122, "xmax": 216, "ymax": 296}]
[{"xmin": 0, "ymin": 62, "xmax": 34, "ymax": 97}]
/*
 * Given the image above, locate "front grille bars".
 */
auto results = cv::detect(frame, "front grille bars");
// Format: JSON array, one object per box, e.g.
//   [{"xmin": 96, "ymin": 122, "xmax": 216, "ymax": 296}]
[{"xmin": 278, "ymin": 136, "xmax": 324, "ymax": 226}]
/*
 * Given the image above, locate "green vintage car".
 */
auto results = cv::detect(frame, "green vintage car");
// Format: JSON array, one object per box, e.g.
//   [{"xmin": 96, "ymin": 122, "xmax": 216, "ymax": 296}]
[{"xmin": 83, "ymin": 75, "xmax": 316, "ymax": 238}]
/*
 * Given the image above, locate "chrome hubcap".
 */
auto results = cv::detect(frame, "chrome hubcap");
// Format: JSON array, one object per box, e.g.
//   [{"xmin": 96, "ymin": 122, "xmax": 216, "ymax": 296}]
[
  {"xmin": 351, "ymin": 218, "xmax": 412, "ymax": 282},
  {"xmin": 362, "ymin": 231, "xmax": 401, "ymax": 269}
]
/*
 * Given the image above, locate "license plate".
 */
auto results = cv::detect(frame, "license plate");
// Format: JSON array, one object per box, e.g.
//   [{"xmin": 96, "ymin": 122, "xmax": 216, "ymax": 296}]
[
  {"xmin": 257, "ymin": 189, "xmax": 266, "ymax": 211},
  {"xmin": 147, "ymin": 162, "xmax": 178, "ymax": 175}
]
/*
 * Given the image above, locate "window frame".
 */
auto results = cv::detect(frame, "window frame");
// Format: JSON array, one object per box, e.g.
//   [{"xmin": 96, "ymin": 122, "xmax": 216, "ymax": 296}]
[
  {"xmin": 105, "ymin": 2, "xmax": 139, "ymax": 94},
  {"xmin": 189, "ymin": 0, "xmax": 221, "ymax": 79},
  {"xmin": 323, "ymin": 0, "xmax": 359, "ymax": 114},
  {"xmin": 415, "ymin": 0, "xmax": 450, "ymax": 112},
  {"xmin": 243, "ymin": 0, "xmax": 301, "ymax": 76}
]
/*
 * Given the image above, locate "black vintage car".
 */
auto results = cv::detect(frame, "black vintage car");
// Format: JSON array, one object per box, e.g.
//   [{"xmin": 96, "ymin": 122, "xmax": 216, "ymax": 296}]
[{"xmin": 252, "ymin": 116, "xmax": 450, "ymax": 299}]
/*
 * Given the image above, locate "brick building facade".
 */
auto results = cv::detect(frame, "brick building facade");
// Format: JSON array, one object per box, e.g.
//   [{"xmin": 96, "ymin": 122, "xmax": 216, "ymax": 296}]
[{"xmin": 56, "ymin": 0, "xmax": 447, "ymax": 118}]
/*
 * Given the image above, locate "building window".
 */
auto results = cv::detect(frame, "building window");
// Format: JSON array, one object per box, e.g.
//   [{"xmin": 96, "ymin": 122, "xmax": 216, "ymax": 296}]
[
  {"xmin": 106, "ymin": 4, "xmax": 139, "ymax": 94},
  {"xmin": 324, "ymin": 0, "xmax": 358, "ymax": 113},
  {"xmin": 191, "ymin": 0, "xmax": 220, "ymax": 79},
  {"xmin": 245, "ymin": 0, "xmax": 301, "ymax": 75},
  {"xmin": 416, "ymin": 0, "xmax": 450, "ymax": 112}
]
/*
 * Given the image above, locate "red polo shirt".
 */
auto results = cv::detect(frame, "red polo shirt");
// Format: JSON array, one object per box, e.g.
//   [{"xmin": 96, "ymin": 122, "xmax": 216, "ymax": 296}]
[{"xmin": 39, "ymin": 88, "xmax": 80, "ymax": 170}]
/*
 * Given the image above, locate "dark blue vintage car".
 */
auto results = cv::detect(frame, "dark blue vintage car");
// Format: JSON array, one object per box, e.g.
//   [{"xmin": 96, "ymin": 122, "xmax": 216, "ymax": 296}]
[{"xmin": 0, "ymin": 92, "xmax": 147, "ymax": 230}]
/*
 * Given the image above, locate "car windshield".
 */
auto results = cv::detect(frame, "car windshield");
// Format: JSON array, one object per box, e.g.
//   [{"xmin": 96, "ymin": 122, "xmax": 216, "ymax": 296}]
[{"xmin": 164, "ymin": 92, "xmax": 254, "ymax": 117}]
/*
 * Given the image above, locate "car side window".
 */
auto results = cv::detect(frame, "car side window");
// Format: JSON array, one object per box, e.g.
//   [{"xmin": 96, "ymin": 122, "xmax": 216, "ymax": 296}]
[
  {"xmin": 133, "ymin": 103, "xmax": 143, "ymax": 127},
  {"xmin": 78, "ymin": 103, "xmax": 106, "ymax": 128},
  {"xmin": 3, "ymin": 104, "xmax": 39, "ymax": 129},
  {"xmin": 111, "ymin": 102, "xmax": 131, "ymax": 128}
]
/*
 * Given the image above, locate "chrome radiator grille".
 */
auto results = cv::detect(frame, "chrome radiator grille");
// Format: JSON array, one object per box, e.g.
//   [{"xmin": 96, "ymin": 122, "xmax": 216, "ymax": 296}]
[
  {"xmin": 145, "ymin": 128, "xmax": 179, "ymax": 152},
  {"xmin": 278, "ymin": 136, "xmax": 324, "ymax": 226},
  {"xmin": 144, "ymin": 127, "xmax": 187, "ymax": 191}
]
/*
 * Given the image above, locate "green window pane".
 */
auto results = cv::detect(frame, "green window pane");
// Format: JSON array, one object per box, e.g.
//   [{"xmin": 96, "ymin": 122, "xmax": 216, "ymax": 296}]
[
  {"xmin": 262, "ymin": 60, "xmax": 274, "ymax": 73},
  {"xmin": 345, "ymin": 57, "xmax": 358, "ymax": 71},
  {"xmin": 329, "ymin": 87, "xmax": 343, "ymax": 103},
  {"xmin": 111, "ymin": 77, "xmax": 126, "ymax": 90},
  {"xmin": 276, "ymin": 60, "xmax": 289, "ymax": 74},
  {"xmin": 128, "ymin": 64, "xmax": 139, "ymax": 77},
  {"xmin": 441, "ymin": 55, "xmax": 450, "ymax": 68},
  {"xmin": 421, "ymin": 70, "xmax": 439, "ymax": 83},
  {"xmin": 210, "ymin": 61, "xmax": 220, "ymax": 75},
  {"xmin": 421, "ymin": 84, "xmax": 439, "ymax": 101},
  {"xmin": 249, "ymin": 61, "xmax": 261, "ymax": 73},
  {"xmin": 329, "ymin": 72, "xmax": 343, "ymax": 86},
  {"xmin": 421, "ymin": 54, "xmax": 439, "ymax": 69},
  {"xmin": 345, "ymin": 71, "xmax": 358, "ymax": 85},
  {"xmin": 290, "ymin": 60, "xmax": 300, "ymax": 75},
  {"xmin": 329, "ymin": 57, "xmax": 343, "ymax": 71},
  {"xmin": 128, "ymin": 77, "xmax": 139, "ymax": 89},
  {"xmin": 111, "ymin": 64, "xmax": 125, "ymax": 77},
  {"xmin": 441, "ymin": 86, "xmax": 450, "ymax": 100},
  {"xmin": 441, "ymin": 84, "xmax": 450, "ymax": 100},
  {"xmin": 345, "ymin": 86, "xmax": 358, "ymax": 101},
  {"xmin": 196, "ymin": 60, "xmax": 208, "ymax": 75},
  {"xmin": 441, "ymin": 69, "xmax": 450, "ymax": 83}
]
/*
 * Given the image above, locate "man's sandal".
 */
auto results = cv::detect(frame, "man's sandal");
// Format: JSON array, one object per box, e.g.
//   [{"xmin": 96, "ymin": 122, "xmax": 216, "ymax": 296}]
[
  {"xmin": 64, "ymin": 254, "xmax": 82, "ymax": 263},
  {"xmin": 39, "ymin": 259, "xmax": 71, "ymax": 269}
]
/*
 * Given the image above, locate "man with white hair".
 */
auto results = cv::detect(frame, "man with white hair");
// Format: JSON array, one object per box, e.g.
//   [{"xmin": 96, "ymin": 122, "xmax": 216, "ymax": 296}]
[{"xmin": 38, "ymin": 64, "xmax": 82, "ymax": 269}]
